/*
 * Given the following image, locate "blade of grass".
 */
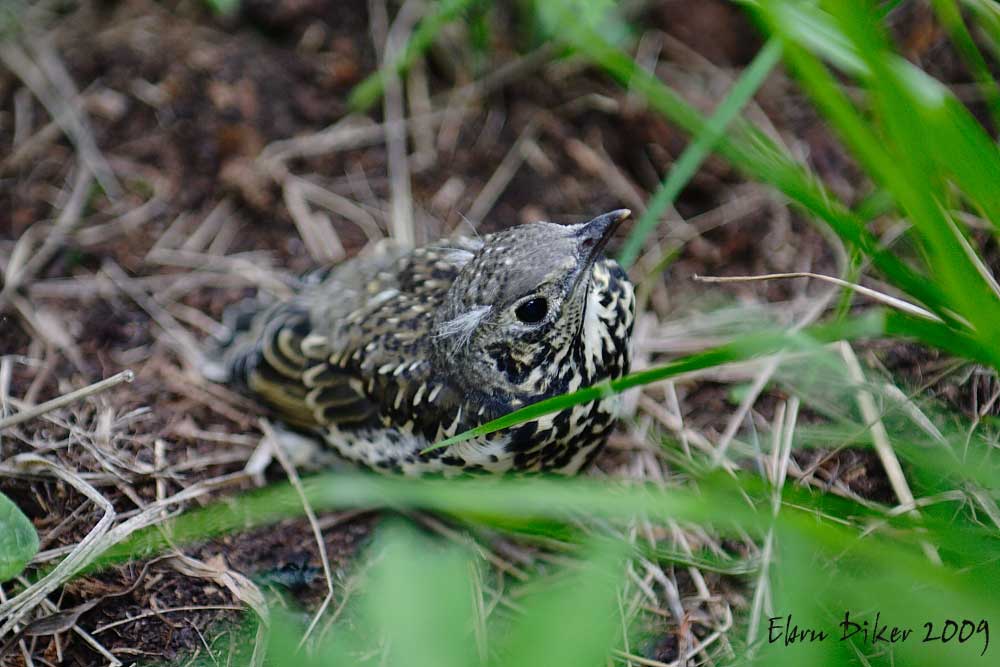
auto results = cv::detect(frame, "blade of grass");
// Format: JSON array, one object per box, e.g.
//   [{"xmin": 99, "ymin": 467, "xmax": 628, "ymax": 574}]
[
  {"xmin": 88, "ymin": 473, "xmax": 759, "ymax": 574},
  {"xmin": 824, "ymin": 0, "xmax": 1000, "ymax": 336},
  {"xmin": 930, "ymin": 0, "xmax": 1000, "ymax": 132},
  {"xmin": 546, "ymin": 2, "xmax": 949, "ymax": 315},
  {"xmin": 364, "ymin": 524, "xmax": 477, "ymax": 667},
  {"xmin": 348, "ymin": 0, "xmax": 482, "ymax": 111},
  {"xmin": 427, "ymin": 311, "xmax": 887, "ymax": 451},
  {"xmin": 88, "ymin": 469, "xmax": 1000, "ymax": 611},
  {"xmin": 493, "ymin": 539, "xmax": 627, "ymax": 667},
  {"xmin": 617, "ymin": 38, "xmax": 783, "ymax": 268},
  {"xmin": 766, "ymin": 0, "xmax": 1000, "ymax": 232},
  {"xmin": 882, "ymin": 309, "xmax": 1000, "ymax": 366},
  {"xmin": 756, "ymin": 0, "xmax": 1000, "ymax": 342},
  {"xmin": 916, "ymin": 87, "xmax": 1000, "ymax": 237},
  {"xmin": 202, "ymin": 0, "xmax": 238, "ymax": 14},
  {"xmin": 963, "ymin": 0, "xmax": 1000, "ymax": 62}
]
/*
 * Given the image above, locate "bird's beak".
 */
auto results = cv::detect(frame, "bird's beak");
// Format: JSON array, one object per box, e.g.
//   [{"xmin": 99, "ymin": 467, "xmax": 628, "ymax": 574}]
[
  {"xmin": 575, "ymin": 209, "xmax": 631, "ymax": 268},
  {"xmin": 567, "ymin": 209, "xmax": 630, "ymax": 297}
]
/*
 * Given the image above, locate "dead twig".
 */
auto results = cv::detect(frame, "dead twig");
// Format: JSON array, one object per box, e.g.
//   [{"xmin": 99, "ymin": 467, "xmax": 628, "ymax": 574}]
[
  {"xmin": 694, "ymin": 272, "xmax": 939, "ymax": 321},
  {"xmin": 1, "ymin": 166, "xmax": 92, "ymax": 312},
  {"xmin": 259, "ymin": 419, "xmax": 335, "ymax": 648},
  {"xmin": 839, "ymin": 342, "xmax": 941, "ymax": 565},
  {"xmin": 91, "ymin": 605, "xmax": 245, "ymax": 635},
  {"xmin": 371, "ymin": 0, "xmax": 421, "ymax": 247},
  {"xmin": 0, "ymin": 370, "xmax": 134, "ymax": 431},
  {"xmin": 101, "ymin": 260, "xmax": 206, "ymax": 369},
  {"xmin": 465, "ymin": 120, "xmax": 541, "ymax": 227},
  {"xmin": 0, "ymin": 40, "xmax": 121, "ymax": 198},
  {"xmin": 0, "ymin": 455, "xmax": 117, "ymax": 639},
  {"xmin": 282, "ymin": 179, "xmax": 346, "ymax": 263}
]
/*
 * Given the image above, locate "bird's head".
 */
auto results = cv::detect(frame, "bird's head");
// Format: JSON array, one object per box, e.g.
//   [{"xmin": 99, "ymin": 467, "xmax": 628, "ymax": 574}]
[{"xmin": 432, "ymin": 210, "xmax": 632, "ymax": 403}]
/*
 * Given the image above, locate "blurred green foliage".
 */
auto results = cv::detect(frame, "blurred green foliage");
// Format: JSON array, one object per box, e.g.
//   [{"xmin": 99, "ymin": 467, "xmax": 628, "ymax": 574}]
[{"xmin": 0, "ymin": 491, "xmax": 38, "ymax": 582}]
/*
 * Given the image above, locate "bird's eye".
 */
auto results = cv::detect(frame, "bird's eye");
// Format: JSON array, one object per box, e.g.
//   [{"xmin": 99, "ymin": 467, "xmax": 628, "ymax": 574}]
[{"xmin": 515, "ymin": 297, "xmax": 548, "ymax": 324}]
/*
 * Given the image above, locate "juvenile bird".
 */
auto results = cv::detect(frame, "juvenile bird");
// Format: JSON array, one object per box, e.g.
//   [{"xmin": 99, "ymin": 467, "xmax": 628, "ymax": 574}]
[{"xmin": 211, "ymin": 210, "xmax": 635, "ymax": 475}]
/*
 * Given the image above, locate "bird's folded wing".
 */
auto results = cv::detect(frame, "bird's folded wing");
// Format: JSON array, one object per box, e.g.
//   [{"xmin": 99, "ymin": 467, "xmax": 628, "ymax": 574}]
[{"xmin": 240, "ymin": 306, "xmax": 377, "ymax": 430}]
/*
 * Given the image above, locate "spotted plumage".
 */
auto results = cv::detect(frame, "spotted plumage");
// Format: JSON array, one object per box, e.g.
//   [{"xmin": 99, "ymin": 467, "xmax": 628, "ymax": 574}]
[{"xmin": 210, "ymin": 210, "xmax": 636, "ymax": 475}]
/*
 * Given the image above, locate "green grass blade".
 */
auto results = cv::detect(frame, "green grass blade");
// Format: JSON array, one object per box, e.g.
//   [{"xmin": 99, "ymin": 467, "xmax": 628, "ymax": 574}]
[
  {"xmin": 491, "ymin": 540, "xmax": 627, "ymax": 667},
  {"xmin": 550, "ymin": 4, "xmax": 948, "ymax": 314},
  {"xmin": 963, "ymin": 0, "xmax": 1000, "ymax": 62},
  {"xmin": 348, "ymin": 0, "xmax": 481, "ymax": 112},
  {"xmin": 883, "ymin": 310, "xmax": 1000, "ymax": 367},
  {"xmin": 823, "ymin": 0, "xmax": 1000, "ymax": 336},
  {"xmin": 768, "ymin": 0, "xmax": 1000, "ymax": 233},
  {"xmin": 202, "ymin": 0, "xmax": 239, "ymax": 15},
  {"xmin": 364, "ymin": 524, "xmax": 477, "ymax": 667},
  {"xmin": 87, "ymin": 468, "xmax": 993, "ymax": 609},
  {"xmin": 930, "ymin": 0, "xmax": 1000, "ymax": 132},
  {"xmin": 767, "ymin": 517, "xmax": 1000, "ymax": 666},
  {"xmin": 617, "ymin": 38, "xmax": 783, "ymax": 268},
  {"xmin": 427, "ymin": 312, "xmax": 886, "ymax": 451},
  {"xmin": 756, "ymin": 0, "xmax": 1000, "ymax": 346},
  {"xmin": 86, "ymin": 473, "xmax": 762, "ymax": 574},
  {"xmin": 918, "ymin": 89, "xmax": 1000, "ymax": 235}
]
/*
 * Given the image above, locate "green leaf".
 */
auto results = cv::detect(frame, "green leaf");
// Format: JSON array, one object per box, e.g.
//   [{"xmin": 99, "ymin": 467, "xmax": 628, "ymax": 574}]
[
  {"xmin": 535, "ymin": 0, "xmax": 629, "ymax": 45},
  {"xmin": 0, "ymin": 490, "xmax": 39, "ymax": 582}
]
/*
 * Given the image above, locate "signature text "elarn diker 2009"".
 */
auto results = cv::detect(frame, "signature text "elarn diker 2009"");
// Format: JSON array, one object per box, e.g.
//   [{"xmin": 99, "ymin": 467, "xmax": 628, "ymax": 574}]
[{"xmin": 766, "ymin": 612, "xmax": 989, "ymax": 656}]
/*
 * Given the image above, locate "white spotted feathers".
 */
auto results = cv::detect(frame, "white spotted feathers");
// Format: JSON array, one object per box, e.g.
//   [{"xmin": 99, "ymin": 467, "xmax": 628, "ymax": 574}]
[{"xmin": 213, "ymin": 211, "xmax": 635, "ymax": 475}]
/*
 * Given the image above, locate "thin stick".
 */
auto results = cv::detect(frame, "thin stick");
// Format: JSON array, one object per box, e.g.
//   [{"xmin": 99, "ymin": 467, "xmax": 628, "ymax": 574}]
[
  {"xmin": 1, "ymin": 166, "xmax": 92, "ymax": 311},
  {"xmin": 466, "ymin": 120, "xmax": 540, "ymax": 226},
  {"xmin": 564, "ymin": 136, "xmax": 647, "ymax": 214},
  {"xmin": 406, "ymin": 57, "xmax": 435, "ymax": 167},
  {"xmin": 745, "ymin": 401, "xmax": 784, "ymax": 648},
  {"xmin": 290, "ymin": 175, "xmax": 384, "ymax": 243},
  {"xmin": 0, "ymin": 42, "xmax": 121, "ymax": 198},
  {"xmin": 102, "ymin": 259, "xmax": 206, "ymax": 368},
  {"xmin": 372, "ymin": 0, "xmax": 418, "ymax": 247},
  {"xmin": 0, "ymin": 455, "xmax": 117, "ymax": 638},
  {"xmin": 259, "ymin": 419, "xmax": 335, "ymax": 647},
  {"xmin": 261, "ymin": 110, "xmax": 457, "ymax": 165},
  {"xmin": 91, "ymin": 605, "xmax": 244, "ymax": 634},
  {"xmin": 694, "ymin": 272, "xmax": 938, "ymax": 321},
  {"xmin": 839, "ymin": 342, "xmax": 941, "ymax": 565},
  {"xmin": 0, "ymin": 370, "xmax": 134, "ymax": 431},
  {"xmin": 408, "ymin": 511, "xmax": 530, "ymax": 582},
  {"xmin": 710, "ymin": 288, "xmax": 835, "ymax": 467},
  {"xmin": 282, "ymin": 178, "xmax": 345, "ymax": 263}
]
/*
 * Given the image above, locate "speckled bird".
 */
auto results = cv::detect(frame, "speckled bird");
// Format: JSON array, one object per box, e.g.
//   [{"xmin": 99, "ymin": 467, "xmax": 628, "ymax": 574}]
[{"xmin": 209, "ymin": 210, "xmax": 635, "ymax": 475}]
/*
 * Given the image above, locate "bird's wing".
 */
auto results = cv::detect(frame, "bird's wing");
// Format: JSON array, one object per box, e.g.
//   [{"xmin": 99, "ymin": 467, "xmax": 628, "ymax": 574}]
[
  {"xmin": 222, "ymin": 238, "xmax": 481, "ymax": 434},
  {"xmin": 222, "ymin": 243, "xmax": 404, "ymax": 429},
  {"xmin": 229, "ymin": 300, "xmax": 375, "ymax": 430}
]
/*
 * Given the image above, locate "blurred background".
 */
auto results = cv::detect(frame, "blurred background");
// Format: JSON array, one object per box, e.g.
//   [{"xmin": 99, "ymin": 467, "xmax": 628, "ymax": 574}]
[{"xmin": 2, "ymin": 1, "xmax": 1000, "ymax": 666}]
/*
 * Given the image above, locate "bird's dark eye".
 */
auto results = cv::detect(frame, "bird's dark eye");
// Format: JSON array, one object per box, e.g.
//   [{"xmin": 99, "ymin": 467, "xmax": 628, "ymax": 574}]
[{"xmin": 515, "ymin": 297, "xmax": 548, "ymax": 324}]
